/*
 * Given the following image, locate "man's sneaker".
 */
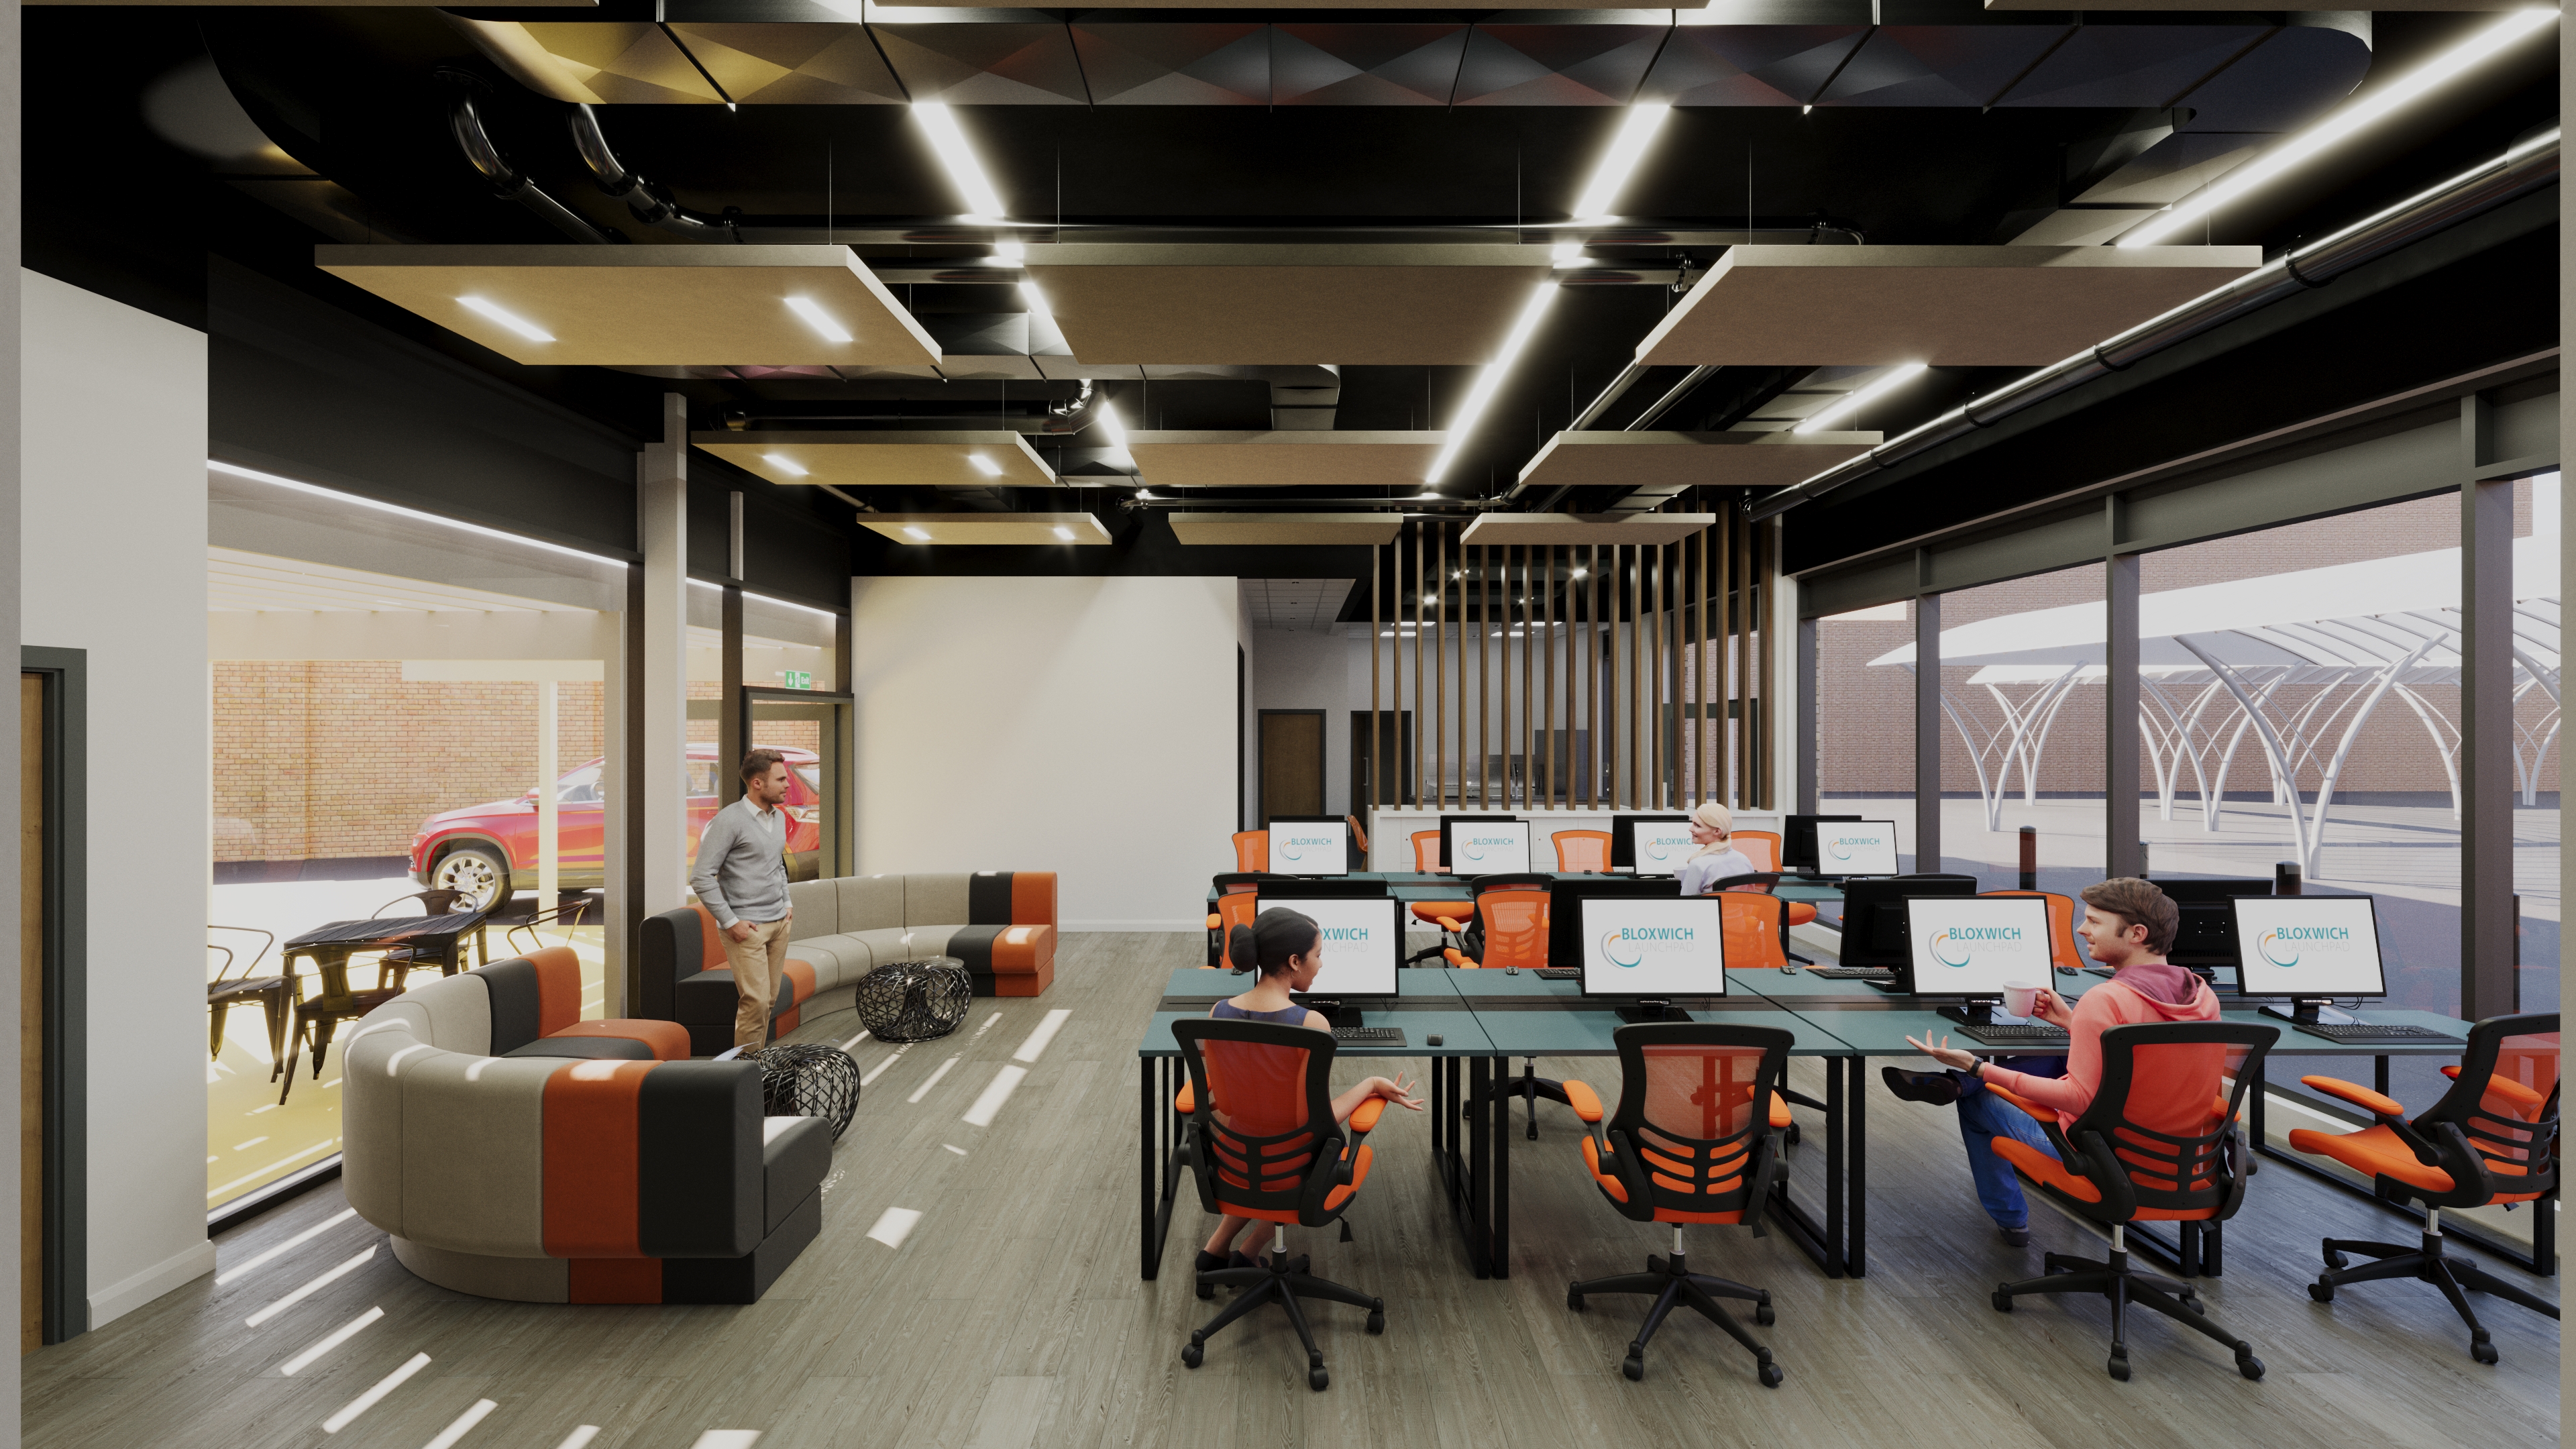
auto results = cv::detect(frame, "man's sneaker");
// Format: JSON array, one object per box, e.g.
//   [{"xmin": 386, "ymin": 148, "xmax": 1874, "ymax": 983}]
[
  {"xmin": 2000, "ymin": 1226, "xmax": 2031, "ymax": 1247},
  {"xmin": 1880, "ymin": 1066, "xmax": 1961, "ymax": 1106}
]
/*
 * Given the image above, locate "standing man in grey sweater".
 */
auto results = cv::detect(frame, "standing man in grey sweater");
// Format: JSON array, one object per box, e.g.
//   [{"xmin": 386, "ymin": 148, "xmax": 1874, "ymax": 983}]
[{"xmin": 692, "ymin": 749, "xmax": 796, "ymax": 1051}]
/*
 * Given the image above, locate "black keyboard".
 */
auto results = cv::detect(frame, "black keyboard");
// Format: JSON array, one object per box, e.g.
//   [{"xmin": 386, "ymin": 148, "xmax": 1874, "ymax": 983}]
[
  {"xmin": 1534, "ymin": 968, "xmax": 1582, "ymax": 981},
  {"xmin": 2296, "ymin": 1024, "xmax": 2461, "ymax": 1046},
  {"xmin": 1809, "ymin": 967, "xmax": 1895, "ymax": 981},
  {"xmin": 1333, "ymin": 1026, "xmax": 1407, "ymax": 1045},
  {"xmin": 1953, "ymin": 1022, "xmax": 2072, "ymax": 1046}
]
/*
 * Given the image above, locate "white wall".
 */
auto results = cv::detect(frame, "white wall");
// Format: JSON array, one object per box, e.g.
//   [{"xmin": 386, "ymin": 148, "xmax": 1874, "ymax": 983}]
[
  {"xmin": 22, "ymin": 271, "xmax": 216, "ymax": 1327},
  {"xmin": 1249, "ymin": 628, "xmax": 1360, "ymax": 814},
  {"xmin": 851, "ymin": 576, "xmax": 1237, "ymax": 930}
]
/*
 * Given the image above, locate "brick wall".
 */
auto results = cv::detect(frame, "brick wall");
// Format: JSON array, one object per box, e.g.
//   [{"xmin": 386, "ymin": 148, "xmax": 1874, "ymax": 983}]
[
  {"xmin": 1817, "ymin": 488, "xmax": 2559, "ymax": 797},
  {"xmin": 213, "ymin": 662, "xmax": 604, "ymax": 863}
]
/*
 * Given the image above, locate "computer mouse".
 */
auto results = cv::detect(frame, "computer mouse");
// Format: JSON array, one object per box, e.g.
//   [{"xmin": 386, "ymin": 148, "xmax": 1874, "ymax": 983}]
[
  {"xmin": 1426, "ymin": 1034, "xmax": 1444, "ymax": 1047},
  {"xmin": 1505, "ymin": 966, "xmax": 1519, "ymax": 975}
]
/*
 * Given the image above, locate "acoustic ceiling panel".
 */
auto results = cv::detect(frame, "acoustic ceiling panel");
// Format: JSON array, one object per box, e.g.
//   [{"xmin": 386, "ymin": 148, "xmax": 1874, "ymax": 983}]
[
  {"xmin": 317, "ymin": 246, "xmax": 941, "ymax": 367},
  {"xmin": 1171, "ymin": 514, "xmax": 1405, "ymax": 545},
  {"xmin": 1270, "ymin": 24, "xmax": 1469, "ymax": 104},
  {"xmin": 857, "ymin": 513, "xmax": 1112, "ymax": 545},
  {"xmin": 1459, "ymin": 513, "xmax": 1714, "ymax": 546},
  {"xmin": 1515, "ymin": 431, "xmax": 1882, "ymax": 492},
  {"xmin": 1633, "ymin": 244, "xmax": 2262, "ymax": 367},
  {"xmin": 1638, "ymin": 25, "xmax": 1864, "ymax": 106},
  {"xmin": 865, "ymin": 19, "xmax": 1091, "ymax": 103},
  {"xmin": 1814, "ymin": 25, "xmax": 2068, "ymax": 108},
  {"xmin": 693, "ymin": 431, "xmax": 1056, "ymax": 489},
  {"xmin": 1070, "ymin": 22, "xmax": 1272, "ymax": 104},
  {"xmin": 1992, "ymin": 25, "xmax": 2262, "ymax": 109},
  {"xmin": 1127, "ymin": 432, "xmax": 1444, "ymax": 489},
  {"xmin": 1021, "ymin": 244, "xmax": 1554, "ymax": 364},
  {"xmin": 495, "ymin": 21, "xmax": 724, "ymax": 104},
  {"xmin": 665, "ymin": 23, "xmax": 908, "ymax": 103},
  {"xmin": 1452, "ymin": 22, "xmax": 1668, "ymax": 106}
]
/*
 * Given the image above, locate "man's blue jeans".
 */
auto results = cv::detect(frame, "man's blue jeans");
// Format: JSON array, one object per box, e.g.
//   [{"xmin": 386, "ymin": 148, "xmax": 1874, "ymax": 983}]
[{"xmin": 1953, "ymin": 1069, "xmax": 2063, "ymax": 1231}]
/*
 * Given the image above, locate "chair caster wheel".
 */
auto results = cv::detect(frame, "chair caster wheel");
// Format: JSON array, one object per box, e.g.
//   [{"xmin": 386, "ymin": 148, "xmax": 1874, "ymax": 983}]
[
  {"xmin": 1195, "ymin": 1281, "xmax": 1214, "ymax": 1301},
  {"xmin": 1991, "ymin": 1290, "xmax": 2015, "ymax": 1313},
  {"xmin": 2307, "ymin": 1282, "xmax": 2334, "ymax": 1304},
  {"xmin": 1758, "ymin": 1361, "xmax": 1784, "ymax": 1389},
  {"xmin": 1755, "ymin": 1304, "xmax": 1776, "ymax": 1326},
  {"xmin": 1309, "ymin": 1367, "xmax": 1330, "ymax": 1392},
  {"xmin": 2471, "ymin": 1338, "xmax": 2500, "ymax": 1366},
  {"xmin": 2323, "ymin": 1249, "xmax": 2349, "ymax": 1271},
  {"xmin": 1566, "ymin": 1288, "xmax": 1586, "ymax": 1311},
  {"xmin": 1786, "ymin": 1122, "xmax": 1803, "ymax": 1148},
  {"xmin": 2180, "ymin": 1291, "xmax": 2204, "ymax": 1315},
  {"xmin": 1621, "ymin": 1353, "xmax": 1644, "ymax": 1383},
  {"xmin": 1366, "ymin": 1310, "xmax": 1386, "ymax": 1335},
  {"xmin": 2107, "ymin": 1355, "xmax": 2131, "ymax": 1382},
  {"xmin": 2237, "ymin": 1349, "xmax": 2265, "ymax": 1381},
  {"xmin": 1181, "ymin": 1344, "xmax": 1203, "ymax": 1369}
]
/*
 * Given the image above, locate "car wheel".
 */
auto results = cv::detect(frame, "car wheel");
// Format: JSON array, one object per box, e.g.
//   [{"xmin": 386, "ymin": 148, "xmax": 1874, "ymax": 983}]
[{"xmin": 431, "ymin": 846, "xmax": 510, "ymax": 909}]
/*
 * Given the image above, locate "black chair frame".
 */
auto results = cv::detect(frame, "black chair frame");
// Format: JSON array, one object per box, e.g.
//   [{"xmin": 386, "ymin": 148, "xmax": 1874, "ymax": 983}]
[
  {"xmin": 206, "ymin": 926, "xmax": 289, "ymax": 1083},
  {"xmin": 1988, "ymin": 1020, "xmax": 2276, "ymax": 1381}
]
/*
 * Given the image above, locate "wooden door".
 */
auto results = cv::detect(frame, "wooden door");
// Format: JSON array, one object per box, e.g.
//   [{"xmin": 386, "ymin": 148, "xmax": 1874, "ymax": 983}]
[
  {"xmin": 1258, "ymin": 711, "xmax": 1325, "ymax": 825},
  {"xmin": 20, "ymin": 673, "xmax": 40, "ymax": 1353}
]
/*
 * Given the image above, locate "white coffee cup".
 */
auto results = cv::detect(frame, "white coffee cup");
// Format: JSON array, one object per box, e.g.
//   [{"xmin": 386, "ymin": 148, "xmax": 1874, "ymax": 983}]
[{"xmin": 2001, "ymin": 981, "xmax": 2041, "ymax": 1018}]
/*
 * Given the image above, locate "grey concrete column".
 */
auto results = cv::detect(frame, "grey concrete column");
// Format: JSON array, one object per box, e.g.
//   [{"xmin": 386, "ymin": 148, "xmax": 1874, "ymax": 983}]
[
  {"xmin": 2458, "ymin": 395, "xmax": 2517, "ymax": 1020},
  {"xmin": 1913, "ymin": 556, "xmax": 1940, "ymax": 875},
  {"xmin": 1, "ymin": 0, "xmax": 23, "ymax": 1410},
  {"xmin": 1795, "ymin": 613, "xmax": 1819, "ymax": 816},
  {"xmin": 720, "ymin": 585, "xmax": 744, "ymax": 804},
  {"xmin": 603, "ymin": 593, "xmax": 633, "ymax": 1017},
  {"xmin": 2105, "ymin": 497, "xmax": 2143, "ymax": 881},
  {"xmin": 639, "ymin": 394, "xmax": 690, "ymax": 914}
]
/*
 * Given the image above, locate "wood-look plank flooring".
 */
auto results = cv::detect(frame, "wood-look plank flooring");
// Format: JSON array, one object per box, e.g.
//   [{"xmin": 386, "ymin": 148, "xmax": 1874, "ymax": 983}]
[{"xmin": 28, "ymin": 932, "xmax": 2560, "ymax": 1449}]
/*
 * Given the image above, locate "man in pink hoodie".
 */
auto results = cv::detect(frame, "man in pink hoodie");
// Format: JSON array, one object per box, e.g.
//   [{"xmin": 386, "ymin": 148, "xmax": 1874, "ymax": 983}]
[{"xmin": 1884, "ymin": 878, "xmax": 2222, "ymax": 1246}]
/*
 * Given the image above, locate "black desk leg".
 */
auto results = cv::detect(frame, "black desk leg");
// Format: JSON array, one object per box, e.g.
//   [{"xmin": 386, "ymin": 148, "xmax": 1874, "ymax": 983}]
[
  {"xmin": 1140, "ymin": 1058, "xmax": 1157, "ymax": 1279},
  {"xmin": 2375, "ymin": 1053, "xmax": 2391, "ymax": 1097},
  {"xmin": 1493, "ymin": 1062, "xmax": 1512, "ymax": 1280},
  {"xmin": 1825, "ymin": 1059, "xmax": 1843, "ymax": 1281},
  {"xmin": 1468, "ymin": 1059, "xmax": 1493, "ymax": 1279},
  {"xmin": 1847, "ymin": 1057, "xmax": 1868, "ymax": 1279}
]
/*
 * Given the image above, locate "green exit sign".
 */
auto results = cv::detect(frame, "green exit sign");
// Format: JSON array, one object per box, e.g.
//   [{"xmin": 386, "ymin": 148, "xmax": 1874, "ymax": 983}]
[{"xmin": 782, "ymin": 671, "xmax": 812, "ymax": 690}]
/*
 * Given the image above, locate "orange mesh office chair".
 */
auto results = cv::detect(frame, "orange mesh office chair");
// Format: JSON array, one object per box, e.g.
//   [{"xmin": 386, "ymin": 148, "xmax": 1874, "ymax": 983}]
[
  {"xmin": 1232, "ymin": 831, "xmax": 1269, "ymax": 873},
  {"xmin": 1562, "ymin": 1022, "xmax": 1791, "ymax": 1385},
  {"xmin": 1984, "ymin": 1021, "xmax": 2277, "ymax": 1381},
  {"xmin": 1718, "ymin": 892, "xmax": 1793, "ymax": 971},
  {"xmin": 1553, "ymin": 830, "xmax": 1613, "ymax": 873},
  {"xmin": 1411, "ymin": 829, "xmax": 1444, "ymax": 874},
  {"xmin": 1980, "ymin": 890, "xmax": 2086, "ymax": 977},
  {"xmin": 1205, "ymin": 877, "xmax": 1265, "ymax": 968},
  {"xmin": 1442, "ymin": 875, "xmax": 1574, "ymax": 1138},
  {"xmin": 2290, "ymin": 1012, "xmax": 2559, "ymax": 1364},
  {"xmin": 1732, "ymin": 830, "xmax": 1783, "ymax": 873},
  {"xmin": 1173, "ymin": 1018, "xmax": 1387, "ymax": 1391}
]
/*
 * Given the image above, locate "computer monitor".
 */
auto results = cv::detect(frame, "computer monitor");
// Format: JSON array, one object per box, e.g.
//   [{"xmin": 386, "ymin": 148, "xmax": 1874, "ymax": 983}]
[
  {"xmin": 1783, "ymin": 814, "xmax": 1864, "ymax": 872},
  {"xmin": 2155, "ymin": 877, "xmax": 2275, "ymax": 973},
  {"xmin": 1272, "ymin": 895, "xmax": 1401, "ymax": 1027},
  {"xmin": 1266, "ymin": 816, "xmax": 1351, "ymax": 877},
  {"xmin": 1444, "ymin": 817, "xmax": 1532, "ymax": 876},
  {"xmin": 1904, "ymin": 896, "xmax": 2053, "ymax": 1023},
  {"xmin": 1434, "ymin": 814, "xmax": 1517, "ymax": 871},
  {"xmin": 1611, "ymin": 814, "xmax": 1693, "ymax": 873},
  {"xmin": 1811, "ymin": 820, "xmax": 1900, "ymax": 877},
  {"xmin": 1578, "ymin": 894, "xmax": 1727, "ymax": 1023},
  {"xmin": 2232, "ymin": 895, "xmax": 2386, "ymax": 1026},
  {"xmin": 1264, "ymin": 879, "xmax": 1386, "ymax": 899},
  {"xmin": 1834, "ymin": 873, "xmax": 1980, "ymax": 974},
  {"xmin": 1548, "ymin": 877, "xmax": 1682, "ymax": 967}
]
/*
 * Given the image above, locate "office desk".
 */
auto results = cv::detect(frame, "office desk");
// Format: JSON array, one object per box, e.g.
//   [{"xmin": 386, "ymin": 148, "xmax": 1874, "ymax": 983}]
[
  {"xmin": 1137, "ymin": 969, "xmax": 1505, "ymax": 1280},
  {"xmin": 1790, "ymin": 1000, "xmax": 2480, "ymax": 1279},
  {"xmin": 1447, "ymin": 971, "xmax": 1862, "ymax": 1280}
]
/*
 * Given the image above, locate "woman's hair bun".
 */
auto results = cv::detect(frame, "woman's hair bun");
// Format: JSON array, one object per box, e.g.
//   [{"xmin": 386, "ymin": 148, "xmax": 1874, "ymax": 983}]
[{"xmin": 1227, "ymin": 922, "xmax": 1258, "ymax": 973}]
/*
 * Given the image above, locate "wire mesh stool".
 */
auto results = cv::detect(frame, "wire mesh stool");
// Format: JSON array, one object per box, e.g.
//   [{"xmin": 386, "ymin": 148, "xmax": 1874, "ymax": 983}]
[
  {"xmin": 853, "ymin": 957, "xmax": 972, "ymax": 1043},
  {"xmin": 748, "ymin": 1042, "xmax": 863, "ymax": 1140}
]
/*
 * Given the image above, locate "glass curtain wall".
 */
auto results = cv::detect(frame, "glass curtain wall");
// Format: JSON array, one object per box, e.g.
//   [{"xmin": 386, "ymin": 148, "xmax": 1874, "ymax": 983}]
[
  {"xmin": 1815, "ymin": 600, "xmax": 1915, "ymax": 917},
  {"xmin": 1934, "ymin": 568, "xmax": 2109, "ymax": 901}
]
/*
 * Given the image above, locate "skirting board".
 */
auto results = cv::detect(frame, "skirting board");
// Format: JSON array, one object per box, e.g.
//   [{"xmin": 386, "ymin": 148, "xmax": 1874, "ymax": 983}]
[
  {"xmin": 1066, "ymin": 920, "xmax": 1205, "ymax": 932},
  {"xmin": 90, "ymin": 1238, "xmax": 219, "ymax": 1330}
]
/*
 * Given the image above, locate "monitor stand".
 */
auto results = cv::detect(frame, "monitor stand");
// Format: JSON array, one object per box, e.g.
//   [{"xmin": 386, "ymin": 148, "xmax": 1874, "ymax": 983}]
[
  {"xmin": 1616, "ymin": 998, "xmax": 1693, "ymax": 1024},
  {"xmin": 1301, "ymin": 998, "xmax": 1359, "ymax": 1029},
  {"xmin": 2260, "ymin": 998, "xmax": 2361, "ymax": 1027},
  {"xmin": 1938, "ymin": 1002, "xmax": 1999, "ymax": 1027}
]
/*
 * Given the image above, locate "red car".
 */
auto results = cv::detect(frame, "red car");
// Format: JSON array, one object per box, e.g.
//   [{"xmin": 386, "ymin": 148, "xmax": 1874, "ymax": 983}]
[{"xmin": 410, "ymin": 745, "xmax": 826, "ymax": 906}]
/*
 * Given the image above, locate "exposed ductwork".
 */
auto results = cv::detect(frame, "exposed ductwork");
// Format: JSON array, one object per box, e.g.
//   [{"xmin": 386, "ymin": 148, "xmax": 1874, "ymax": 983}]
[
  {"xmin": 1748, "ymin": 126, "xmax": 2562, "ymax": 523},
  {"xmin": 443, "ymin": 76, "xmax": 613, "ymax": 245},
  {"xmin": 564, "ymin": 104, "xmax": 741, "ymax": 244}
]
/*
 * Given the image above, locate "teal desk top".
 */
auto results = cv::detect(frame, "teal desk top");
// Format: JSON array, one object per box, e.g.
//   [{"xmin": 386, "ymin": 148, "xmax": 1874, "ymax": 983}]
[
  {"xmin": 1444, "ymin": 971, "xmax": 1854, "ymax": 1056},
  {"xmin": 1803, "ymin": 1004, "xmax": 2474, "ymax": 1058}
]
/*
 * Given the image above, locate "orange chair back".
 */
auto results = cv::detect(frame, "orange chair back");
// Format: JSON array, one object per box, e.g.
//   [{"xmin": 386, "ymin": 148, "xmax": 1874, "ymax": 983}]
[
  {"xmin": 1470, "ymin": 887, "xmax": 1552, "ymax": 969},
  {"xmin": 1717, "ymin": 894, "xmax": 1789, "ymax": 971},
  {"xmin": 1212, "ymin": 888, "xmax": 1260, "ymax": 944},
  {"xmin": 2432, "ymin": 1016, "xmax": 2559, "ymax": 1197},
  {"xmin": 1411, "ymin": 829, "xmax": 1443, "ymax": 873},
  {"xmin": 1233, "ymin": 830, "xmax": 1269, "ymax": 873},
  {"xmin": 1173, "ymin": 1019, "xmax": 1347, "ymax": 1226},
  {"xmin": 1601, "ymin": 1023, "xmax": 1792, "ymax": 1223},
  {"xmin": 1552, "ymin": 830, "xmax": 1612, "ymax": 872},
  {"xmin": 1731, "ymin": 830, "xmax": 1782, "ymax": 873},
  {"xmin": 2075, "ymin": 1024, "xmax": 2273, "ymax": 1218},
  {"xmin": 1980, "ymin": 890, "xmax": 2084, "ymax": 972}
]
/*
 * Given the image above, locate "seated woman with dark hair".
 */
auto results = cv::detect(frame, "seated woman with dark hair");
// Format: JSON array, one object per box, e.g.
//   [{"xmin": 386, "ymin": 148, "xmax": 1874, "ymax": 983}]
[
  {"xmin": 1192, "ymin": 906, "xmax": 1424, "ymax": 1275},
  {"xmin": 1882, "ymin": 878, "xmax": 2220, "ymax": 1246}
]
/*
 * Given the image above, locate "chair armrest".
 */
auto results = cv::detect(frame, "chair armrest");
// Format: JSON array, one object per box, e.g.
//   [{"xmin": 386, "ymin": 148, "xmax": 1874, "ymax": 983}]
[
  {"xmin": 1206, "ymin": 914, "xmax": 1221, "ymax": 930},
  {"xmin": 1562, "ymin": 1079, "xmax": 1603, "ymax": 1123},
  {"xmin": 1768, "ymin": 1091, "xmax": 1791, "ymax": 1130},
  {"xmin": 1432, "ymin": 915, "xmax": 1468, "ymax": 932},
  {"xmin": 2300, "ymin": 1075, "xmax": 2405, "ymax": 1120},
  {"xmin": 1986, "ymin": 1081, "xmax": 2055, "ymax": 1124},
  {"xmin": 1174, "ymin": 1081, "xmax": 1195, "ymax": 1116},
  {"xmin": 1443, "ymin": 947, "xmax": 1478, "ymax": 969},
  {"xmin": 1780, "ymin": 1088, "xmax": 1827, "ymax": 1112},
  {"xmin": 1349, "ymin": 1096, "xmax": 1386, "ymax": 1135}
]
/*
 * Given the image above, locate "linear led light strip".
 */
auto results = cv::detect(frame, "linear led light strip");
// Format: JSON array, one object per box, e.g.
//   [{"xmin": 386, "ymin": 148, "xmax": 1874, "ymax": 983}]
[
  {"xmin": 1794, "ymin": 364, "xmax": 1927, "ymax": 434},
  {"xmin": 682, "ymin": 576, "xmax": 841, "ymax": 621},
  {"xmin": 2121, "ymin": 8, "xmax": 2557, "ymax": 248},
  {"xmin": 457, "ymin": 297, "xmax": 551, "ymax": 342},
  {"xmin": 1424, "ymin": 284, "xmax": 1560, "ymax": 488},
  {"xmin": 211, "ymin": 461, "xmax": 628, "ymax": 570}
]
